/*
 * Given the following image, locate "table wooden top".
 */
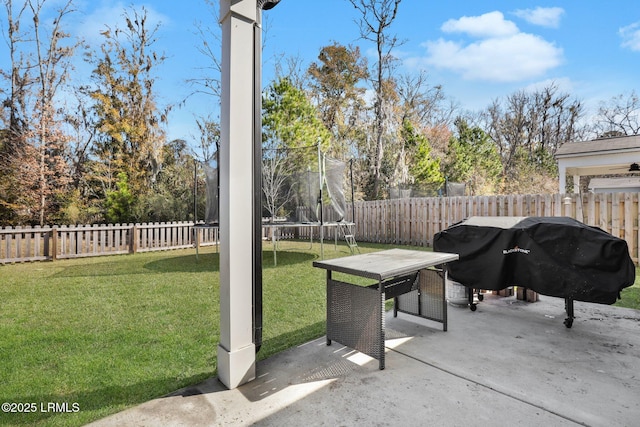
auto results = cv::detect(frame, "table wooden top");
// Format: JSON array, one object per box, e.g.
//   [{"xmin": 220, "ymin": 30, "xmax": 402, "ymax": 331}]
[{"xmin": 312, "ymin": 249, "xmax": 459, "ymax": 281}]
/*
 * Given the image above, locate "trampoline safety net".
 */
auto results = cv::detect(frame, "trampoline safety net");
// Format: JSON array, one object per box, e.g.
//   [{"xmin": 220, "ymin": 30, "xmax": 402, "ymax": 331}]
[
  {"xmin": 324, "ymin": 157, "xmax": 347, "ymax": 222},
  {"xmin": 203, "ymin": 162, "xmax": 219, "ymax": 224},
  {"xmin": 272, "ymin": 153, "xmax": 349, "ymax": 224},
  {"xmin": 201, "ymin": 146, "xmax": 351, "ymax": 225}
]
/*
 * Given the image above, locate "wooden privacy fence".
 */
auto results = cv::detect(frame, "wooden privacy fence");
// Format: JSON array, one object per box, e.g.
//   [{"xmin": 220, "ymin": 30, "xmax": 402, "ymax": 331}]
[
  {"xmin": 0, "ymin": 222, "xmax": 219, "ymax": 264},
  {"xmin": 2, "ymin": 192, "xmax": 640, "ymax": 264},
  {"xmin": 348, "ymin": 192, "xmax": 640, "ymax": 263}
]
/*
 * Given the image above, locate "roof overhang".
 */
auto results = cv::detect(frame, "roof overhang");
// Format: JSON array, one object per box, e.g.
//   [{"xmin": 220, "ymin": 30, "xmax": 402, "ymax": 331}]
[{"xmin": 556, "ymin": 136, "xmax": 640, "ymax": 176}]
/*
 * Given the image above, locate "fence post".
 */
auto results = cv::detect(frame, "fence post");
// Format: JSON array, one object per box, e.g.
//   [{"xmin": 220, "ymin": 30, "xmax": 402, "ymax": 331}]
[
  {"xmin": 51, "ymin": 227, "xmax": 58, "ymax": 261},
  {"xmin": 42, "ymin": 226, "xmax": 49, "ymax": 260},
  {"xmin": 563, "ymin": 196, "xmax": 572, "ymax": 217},
  {"xmin": 130, "ymin": 224, "xmax": 138, "ymax": 254}
]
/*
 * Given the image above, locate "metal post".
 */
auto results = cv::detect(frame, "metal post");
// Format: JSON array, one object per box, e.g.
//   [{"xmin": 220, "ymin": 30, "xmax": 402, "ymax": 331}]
[
  {"xmin": 193, "ymin": 159, "xmax": 198, "ymax": 223},
  {"xmin": 379, "ymin": 277, "xmax": 385, "ymax": 370},
  {"xmin": 252, "ymin": 0, "xmax": 264, "ymax": 353},
  {"xmin": 318, "ymin": 142, "xmax": 324, "ymax": 259},
  {"xmin": 350, "ymin": 158, "xmax": 355, "ymax": 224}
]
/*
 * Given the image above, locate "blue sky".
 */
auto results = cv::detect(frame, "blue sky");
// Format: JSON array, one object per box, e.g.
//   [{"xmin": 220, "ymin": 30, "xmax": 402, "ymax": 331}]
[
  {"xmin": 3, "ymin": 0, "xmax": 640, "ymax": 144},
  {"xmin": 264, "ymin": 1, "xmax": 640, "ymax": 111}
]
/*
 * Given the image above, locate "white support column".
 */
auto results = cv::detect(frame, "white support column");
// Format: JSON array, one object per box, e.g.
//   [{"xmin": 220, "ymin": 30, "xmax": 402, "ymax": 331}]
[
  {"xmin": 572, "ymin": 175, "xmax": 581, "ymax": 194},
  {"xmin": 558, "ymin": 163, "xmax": 567, "ymax": 194},
  {"xmin": 217, "ymin": 0, "xmax": 259, "ymax": 389}
]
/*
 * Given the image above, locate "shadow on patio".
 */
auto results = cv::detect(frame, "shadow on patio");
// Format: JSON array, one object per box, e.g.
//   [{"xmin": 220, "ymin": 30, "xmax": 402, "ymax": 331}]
[{"xmin": 89, "ymin": 294, "xmax": 640, "ymax": 427}]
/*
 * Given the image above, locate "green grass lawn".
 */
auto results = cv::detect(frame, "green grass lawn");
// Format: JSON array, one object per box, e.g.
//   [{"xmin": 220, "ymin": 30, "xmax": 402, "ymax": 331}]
[
  {"xmin": 0, "ymin": 240, "xmax": 638, "ymax": 426},
  {"xmin": 615, "ymin": 275, "xmax": 640, "ymax": 309},
  {"xmin": 0, "ymin": 240, "xmax": 394, "ymax": 427}
]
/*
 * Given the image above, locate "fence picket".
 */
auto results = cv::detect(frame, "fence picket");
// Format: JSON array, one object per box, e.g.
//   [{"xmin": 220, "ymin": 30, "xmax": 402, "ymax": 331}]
[
  {"xmin": 3, "ymin": 226, "xmax": 12, "ymax": 261},
  {"xmin": 2, "ymin": 193, "xmax": 640, "ymax": 264}
]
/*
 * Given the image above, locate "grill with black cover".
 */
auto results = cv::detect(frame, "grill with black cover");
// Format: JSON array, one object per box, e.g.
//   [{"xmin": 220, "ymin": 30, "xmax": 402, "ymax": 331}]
[{"xmin": 433, "ymin": 216, "xmax": 635, "ymax": 327}]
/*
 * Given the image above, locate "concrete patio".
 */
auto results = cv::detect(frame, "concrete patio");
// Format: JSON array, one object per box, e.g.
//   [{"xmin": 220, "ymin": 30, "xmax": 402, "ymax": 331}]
[{"xmin": 89, "ymin": 294, "xmax": 640, "ymax": 426}]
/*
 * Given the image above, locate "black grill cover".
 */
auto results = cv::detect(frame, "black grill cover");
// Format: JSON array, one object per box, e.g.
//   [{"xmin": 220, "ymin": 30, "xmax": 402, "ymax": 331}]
[{"xmin": 433, "ymin": 216, "xmax": 635, "ymax": 304}]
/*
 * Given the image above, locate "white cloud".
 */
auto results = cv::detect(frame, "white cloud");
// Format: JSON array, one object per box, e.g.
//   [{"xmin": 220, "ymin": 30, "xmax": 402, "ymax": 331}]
[
  {"xmin": 422, "ymin": 33, "xmax": 562, "ymax": 82},
  {"xmin": 513, "ymin": 7, "xmax": 565, "ymax": 28},
  {"xmin": 412, "ymin": 11, "xmax": 564, "ymax": 83},
  {"xmin": 441, "ymin": 11, "xmax": 518, "ymax": 38},
  {"xmin": 620, "ymin": 22, "xmax": 640, "ymax": 51}
]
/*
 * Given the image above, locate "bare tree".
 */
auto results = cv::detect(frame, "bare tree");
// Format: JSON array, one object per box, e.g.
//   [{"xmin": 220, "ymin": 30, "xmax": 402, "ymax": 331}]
[
  {"xmin": 348, "ymin": 0, "xmax": 403, "ymax": 199},
  {"xmin": 0, "ymin": 0, "xmax": 77, "ymax": 225},
  {"xmin": 188, "ymin": 0, "xmax": 281, "ymax": 101},
  {"xmin": 275, "ymin": 53, "xmax": 310, "ymax": 93},
  {"xmin": 262, "ymin": 145, "xmax": 296, "ymax": 222},
  {"xmin": 389, "ymin": 72, "xmax": 454, "ymax": 190},
  {"xmin": 188, "ymin": 0, "xmax": 222, "ymax": 101},
  {"xmin": 593, "ymin": 91, "xmax": 640, "ymax": 137},
  {"xmin": 1, "ymin": 0, "xmax": 30, "ymax": 142},
  {"xmin": 395, "ymin": 71, "xmax": 457, "ymax": 156},
  {"xmin": 0, "ymin": 0, "xmax": 31, "ymax": 223},
  {"xmin": 482, "ymin": 82, "xmax": 584, "ymax": 192},
  {"xmin": 64, "ymin": 88, "xmax": 98, "ymax": 194},
  {"xmin": 397, "ymin": 72, "xmax": 446, "ymax": 126},
  {"xmin": 193, "ymin": 115, "xmax": 219, "ymax": 164},
  {"xmin": 29, "ymin": 0, "xmax": 77, "ymax": 225},
  {"xmin": 307, "ymin": 42, "xmax": 368, "ymax": 159}
]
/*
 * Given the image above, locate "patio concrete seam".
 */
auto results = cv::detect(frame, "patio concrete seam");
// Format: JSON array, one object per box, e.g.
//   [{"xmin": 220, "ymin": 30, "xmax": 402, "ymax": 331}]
[{"xmin": 386, "ymin": 346, "xmax": 589, "ymax": 427}]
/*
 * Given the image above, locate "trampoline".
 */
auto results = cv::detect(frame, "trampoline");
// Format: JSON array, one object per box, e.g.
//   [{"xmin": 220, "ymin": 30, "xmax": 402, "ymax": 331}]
[
  {"xmin": 261, "ymin": 148, "xmax": 358, "ymax": 264},
  {"xmin": 194, "ymin": 144, "xmax": 358, "ymax": 263},
  {"xmin": 433, "ymin": 216, "xmax": 635, "ymax": 327}
]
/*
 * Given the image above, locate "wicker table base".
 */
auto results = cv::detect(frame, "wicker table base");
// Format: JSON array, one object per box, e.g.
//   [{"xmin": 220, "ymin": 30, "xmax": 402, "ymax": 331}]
[{"xmin": 314, "ymin": 249, "xmax": 458, "ymax": 370}]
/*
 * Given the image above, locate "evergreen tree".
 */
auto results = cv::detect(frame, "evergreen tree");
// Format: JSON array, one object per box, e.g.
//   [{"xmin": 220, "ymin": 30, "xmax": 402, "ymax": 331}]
[
  {"xmin": 403, "ymin": 120, "xmax": 444, "ymax": 195},
  {"xmin": 262, "ymin": 77, "xmax": 331, "ymax": 166},
  {"xmin": 105, "ymin": 172, "xmax": 134, "ymax": 223},
  {"xmin": 444, "ymin": 118, "xmax": 502, "ymax": 195}
]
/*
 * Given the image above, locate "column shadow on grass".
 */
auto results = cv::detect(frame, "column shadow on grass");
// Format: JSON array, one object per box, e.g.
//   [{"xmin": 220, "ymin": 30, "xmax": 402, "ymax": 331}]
[
  {"xmin": 50, "ymin": 250, "xmax": 316, "ymax": 277},
  {"xmin": 2, "ymin": 322, "xmax": 331, "ymax": 425},
  {"xmin": 143, "ymin": 250, "xmax": 317, "ymax": 273}
]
